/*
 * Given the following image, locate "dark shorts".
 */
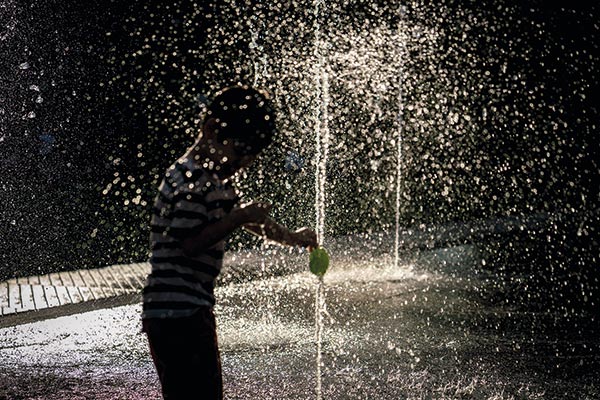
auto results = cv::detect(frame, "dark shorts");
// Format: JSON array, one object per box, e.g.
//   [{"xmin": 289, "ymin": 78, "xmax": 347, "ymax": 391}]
[{"xmin": 143, "ymin": 308, "xmax": 222, "ymax": 400}]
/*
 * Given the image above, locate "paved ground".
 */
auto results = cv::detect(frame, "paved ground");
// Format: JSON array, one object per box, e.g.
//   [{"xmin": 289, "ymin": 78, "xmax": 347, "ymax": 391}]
[
  {"xmin": 0, "ymin": 244, "xmax": 302, "ymax": 328},
  {"xmin": 0, "ymin": 214, "xmax": 558, "ymax": 323},
  {"xmin": 1, "ymin": 236, "xmax": 598, "ymax": 399},
  {"xmin": 0, "ymin": 233, "xmax": 376, "ymax": 328},
  {"xmin": 0, "ymin": 263, "xmax": 149, "ymax": 315},
  {"xmin": 0, "ymin": 214, "xmax": 569, "ymax": 328},
  {"xmin": 0, "ymin": 263, "xmax": 149, "ymax": 328},
  {"xmin": 0, "ymin": 246, "xmax": 599, "ymax": 399}
]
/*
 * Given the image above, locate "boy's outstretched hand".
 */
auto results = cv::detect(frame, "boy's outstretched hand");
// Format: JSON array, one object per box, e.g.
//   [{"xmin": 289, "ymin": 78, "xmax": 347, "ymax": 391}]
[
  {"xmin": 290, "ymin": 227, "xmax": 318, "ymax": 250},
  {"xmin": 239, "ymin": 204, "xmax": 317, "ymax": 250},
  {"xmin": 237, "ymin": 202, "xmax": 272, "ymax": 224}
]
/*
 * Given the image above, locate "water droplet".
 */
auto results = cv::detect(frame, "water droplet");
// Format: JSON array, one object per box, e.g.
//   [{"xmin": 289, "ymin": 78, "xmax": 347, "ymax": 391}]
[
  {"xmin": 36, "ymin": 96, "xmax": 43, "ymax": 104},
  {"xmin": 19, "ymin": 62, "xmax": 30, "ymax": 70}
]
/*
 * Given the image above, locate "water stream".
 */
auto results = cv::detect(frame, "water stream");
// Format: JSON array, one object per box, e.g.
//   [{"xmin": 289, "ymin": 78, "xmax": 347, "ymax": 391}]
[
  {"xmin": 394, "ymin": 5, "xmax": 407, "ymax": 270},
  {"xmin": 313, "ymin": 1, "xmax": 330, "ymax": 398}
]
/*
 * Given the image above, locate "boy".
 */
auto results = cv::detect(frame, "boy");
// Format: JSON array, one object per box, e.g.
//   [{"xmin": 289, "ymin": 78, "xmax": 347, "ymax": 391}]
[{"xmin": 142, "ymin": 86, "xmax": 318, "ymax": 399}]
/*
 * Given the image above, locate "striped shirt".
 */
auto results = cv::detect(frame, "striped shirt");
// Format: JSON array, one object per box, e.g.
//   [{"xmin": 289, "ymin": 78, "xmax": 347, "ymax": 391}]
[{"xmin": 142, "ymin": 157, "xmax": 239, "ymax": 319}]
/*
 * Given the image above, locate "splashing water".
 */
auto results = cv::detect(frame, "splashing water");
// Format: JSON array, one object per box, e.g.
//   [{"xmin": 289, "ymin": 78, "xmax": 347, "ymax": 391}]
[
  {"xmin": 394, "ymin": 5, "xmax": 407, "ymax": 270},
  {"xmin": 315, "ymin": 70, "xmax": 330, "ymax": 245},
  {"xmin": 313, "ymin": 6, "xmax": 330, "ymax": 245},
  {"xmin": 314, "ymin": 277, "xmax": 326, "ymax": 399},
  {"xmin": 250, "ymin": 5, "xmax": 271, "ymax": 315},
  {"xmin": 1, "ymin": 2, "xmax": 598, "ymax": 397},
  {"xmin": 312, "ymin": 1, "xmax": 330, "ymax": 398},
  {"xmin": 315, "ymin": 69, "xmax": 330, "ymax": 400},
  {"xmin": 250, "ymin": 13, "xmax": 268, "ymax": 88}
]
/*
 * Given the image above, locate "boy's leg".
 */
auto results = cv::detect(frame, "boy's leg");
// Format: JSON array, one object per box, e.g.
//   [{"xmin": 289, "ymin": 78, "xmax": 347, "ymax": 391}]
[{"xmin": 143, "ymin": 308, "xmax": 223, "ymax": 400}]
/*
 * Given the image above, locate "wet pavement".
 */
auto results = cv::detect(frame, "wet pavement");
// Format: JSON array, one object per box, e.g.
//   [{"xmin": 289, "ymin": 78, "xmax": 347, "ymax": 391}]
[
  {"xmin": 0, "ymin": 263, "xmax": 149, "ymax": 327},
  {"xmin": 0, "ymin": 245, "xmax": 599, "ymax": 399}
]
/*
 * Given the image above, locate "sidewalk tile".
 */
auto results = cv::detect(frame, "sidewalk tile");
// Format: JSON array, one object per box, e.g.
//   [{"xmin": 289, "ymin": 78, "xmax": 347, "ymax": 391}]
[
  {"xmin": 48, "ymin": 272, "xmax": 64, "ymax": 286},
  {"xmin": 38, "ymin": 274, "xmax": 51, "ymax": 286},
  {"xmin": 0, "ymin": 263, "xmax": 150, "ymax": 323},
  {"xmin": 55, "ymin": 286, "xmax": 72, "ymax": 306},
  {"xmin": 31, "ymin": 285, "xmax": 48, "ymax": 310},
  {"xmin": 78, "ymin": 286, "xmax": 95, "ymax": 302},
  {"xmin": 43, "ymin": 285, "xmax": 61, "ymax": 308},
  {"xmin": 66, "ymin": 286, "xmax": 84, "ymax": 304},
  {"xmin": 59, "ymin": 271, "xmax": 75, "ymax": 287},
  {"xmin": 8, "ymin": 283, "xmax": 21, "ymax": 309},
  {"xmin": 1, "ymin": 307, "xmax": 18, "ymax": 316},
  {"xmin": 69, "ymin": 270, "xmax": 86, "ymax": 287},
  {"xmin": 19, "ymin": 285, "xmax": 36, "ymax": 312},
  {"xmin": 0, "ymin": 282, "xmax": 8, "ymax": 308}
]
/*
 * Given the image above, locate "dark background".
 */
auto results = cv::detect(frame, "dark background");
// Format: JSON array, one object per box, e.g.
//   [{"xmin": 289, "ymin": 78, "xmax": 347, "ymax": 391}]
[{"xmin": 1, "ymin": 0, "xmax": 598, "ymax": 311}]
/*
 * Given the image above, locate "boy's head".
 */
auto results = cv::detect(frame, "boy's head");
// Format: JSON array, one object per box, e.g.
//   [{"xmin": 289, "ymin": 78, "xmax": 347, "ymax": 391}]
[{"xmin": 203, "ymin": 85, "xmax": 276, "ymax": 157}]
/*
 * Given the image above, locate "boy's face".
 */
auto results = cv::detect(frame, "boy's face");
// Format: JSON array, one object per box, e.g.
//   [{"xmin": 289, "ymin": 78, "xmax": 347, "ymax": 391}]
[
  {"xmin": 208, "ymin": 138, "xmax": 256, "ymax": 178},
  {"xmin": 199, "ymin": 118, "xmax": 259, "ymax": 178}
]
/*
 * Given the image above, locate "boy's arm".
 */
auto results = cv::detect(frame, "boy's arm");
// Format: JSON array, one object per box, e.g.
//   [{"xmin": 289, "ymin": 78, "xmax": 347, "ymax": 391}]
[
  {"xmin": 181, "ymin": 202, "xmax": 270, "ymax": 257},
  {"xmin": 243, "ymin": 218, "xmax": 318, "ymax": 249}
]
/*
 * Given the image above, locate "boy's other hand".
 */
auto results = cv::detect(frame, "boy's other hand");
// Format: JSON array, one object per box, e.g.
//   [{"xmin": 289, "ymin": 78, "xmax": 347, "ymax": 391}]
[
  {"xmin": 291, "ymin": 227, "xmax": 318, "ymax": 250},
  {"xmin": 238, "ymin": 202, "xmax": 272, "ymax": 224}
]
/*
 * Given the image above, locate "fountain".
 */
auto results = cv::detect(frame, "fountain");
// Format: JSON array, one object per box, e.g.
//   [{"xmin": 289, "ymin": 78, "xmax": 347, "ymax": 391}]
[
  {"xmin": 0, "ymin": 0, "xmax": 599, "ymax": 398},
  {"xmin": 311, "ymin": 1, "xmax": 330, "ymax": 397},
  {"xmin": 394, "ymin": 4, "xmax": 407, "ymax": 270}
]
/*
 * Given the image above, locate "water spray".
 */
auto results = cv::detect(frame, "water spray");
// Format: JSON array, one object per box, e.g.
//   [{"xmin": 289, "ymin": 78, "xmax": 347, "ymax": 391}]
[{"xmin": 394, "ymin": 4, "xmax": 407, "ymax": 270}]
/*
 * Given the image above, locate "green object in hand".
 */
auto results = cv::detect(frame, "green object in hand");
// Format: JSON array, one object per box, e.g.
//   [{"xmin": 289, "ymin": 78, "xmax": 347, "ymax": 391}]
[{"xmin": 309, "ymin": 247, "xmax": 329, "ymax": 277}]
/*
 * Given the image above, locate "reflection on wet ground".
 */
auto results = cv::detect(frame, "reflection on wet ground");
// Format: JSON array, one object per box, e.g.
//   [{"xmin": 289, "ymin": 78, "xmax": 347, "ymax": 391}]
[{"xmin": 0, "ymin": 245, "xmax": 598, "ymax": 399}]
